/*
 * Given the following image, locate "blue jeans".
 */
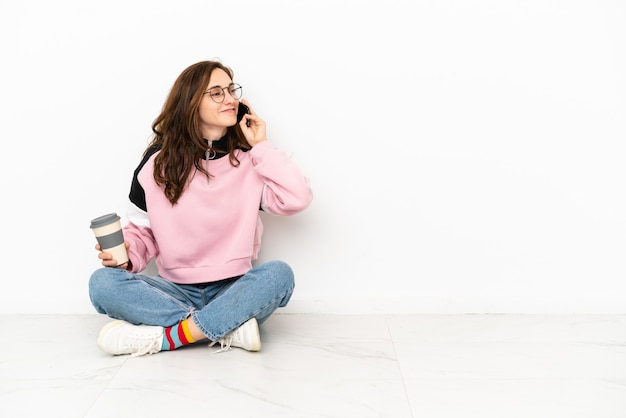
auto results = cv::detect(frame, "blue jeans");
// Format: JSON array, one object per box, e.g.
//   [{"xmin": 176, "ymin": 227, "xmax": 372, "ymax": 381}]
[{"xmin": 88, "ymin": 260, "xmax": 295, "ymax": 341}]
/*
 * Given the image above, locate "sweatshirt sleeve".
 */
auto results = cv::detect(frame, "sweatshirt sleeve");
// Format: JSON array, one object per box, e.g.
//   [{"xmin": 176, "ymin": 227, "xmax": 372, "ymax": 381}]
[
  {"xmin": 122, "ymin": 219, "xmax": 158, "ymax": 273},
  {"xmin": 121, "ymin": 148, "xmax": 161, "ymax": 273},
  {"xmin": 249, "ymin": 141, "xmax": 313, "ymax": 216}
]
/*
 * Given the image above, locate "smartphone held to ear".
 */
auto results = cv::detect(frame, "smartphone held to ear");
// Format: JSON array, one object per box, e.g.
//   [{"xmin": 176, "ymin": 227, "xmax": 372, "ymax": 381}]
[{"xmin": 237, "ymin": 102, "xmax": 250, "ymax": 127}]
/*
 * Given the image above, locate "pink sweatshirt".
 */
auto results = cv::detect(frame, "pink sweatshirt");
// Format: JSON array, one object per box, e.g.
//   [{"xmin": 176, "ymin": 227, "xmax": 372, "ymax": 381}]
[{"xmin": 122, "ymin": 140, "xmax": 313, "ymax": 284}]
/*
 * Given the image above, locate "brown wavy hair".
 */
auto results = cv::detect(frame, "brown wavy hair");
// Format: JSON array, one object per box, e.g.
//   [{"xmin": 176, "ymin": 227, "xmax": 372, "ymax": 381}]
[{"xmin": 147, "ymin": 61, "xmax": 251, "ymax": 204}]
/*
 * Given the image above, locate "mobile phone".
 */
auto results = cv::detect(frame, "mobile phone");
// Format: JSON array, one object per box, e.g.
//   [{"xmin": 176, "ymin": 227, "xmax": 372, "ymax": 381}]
[{"xmin": 237, "ymin": 102, "xmax": 250, "ymax": 126}]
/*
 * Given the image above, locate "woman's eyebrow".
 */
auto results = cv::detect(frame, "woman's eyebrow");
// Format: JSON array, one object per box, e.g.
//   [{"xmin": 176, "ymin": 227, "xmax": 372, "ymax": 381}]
[{"xmin": 207, "ymin": 82, "xmax": 233, "ymax": 89}]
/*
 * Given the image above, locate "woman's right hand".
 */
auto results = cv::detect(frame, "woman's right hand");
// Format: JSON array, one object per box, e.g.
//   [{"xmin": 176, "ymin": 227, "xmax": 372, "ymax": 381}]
[
  {"xmin": 238, "ymin": 99, "xmax": 266, "ymax": 147},
  {"xmin": 95, "ymin": 242, "xmax": 131, "ymax": 269}
]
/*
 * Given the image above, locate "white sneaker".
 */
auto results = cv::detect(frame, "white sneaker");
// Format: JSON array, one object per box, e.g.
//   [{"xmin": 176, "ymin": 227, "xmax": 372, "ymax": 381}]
[
  {"xmin": 210, "ymin": 318, "xmax": 261, "ymax": 353},
  {"xmin": 97, "ymin": 320, "xmax": 164, "ymax": 357}
]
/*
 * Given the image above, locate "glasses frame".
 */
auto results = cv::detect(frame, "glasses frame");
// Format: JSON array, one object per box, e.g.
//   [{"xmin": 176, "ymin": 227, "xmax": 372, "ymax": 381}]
[{"xmin": 202, "ymin": 83, "xmax": 243, "ymax": 103}]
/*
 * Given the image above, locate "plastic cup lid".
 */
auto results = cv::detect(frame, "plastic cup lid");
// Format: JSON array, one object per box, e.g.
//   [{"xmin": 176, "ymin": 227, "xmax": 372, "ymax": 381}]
[{"xmin": 90, "ymin": 213, "xmax": 121, "ymax": 228}]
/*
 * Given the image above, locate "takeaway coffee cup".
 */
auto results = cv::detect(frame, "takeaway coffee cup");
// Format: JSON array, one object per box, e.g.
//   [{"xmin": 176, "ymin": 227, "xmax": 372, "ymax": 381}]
[{"xmin": 90, "ymin": 213, "xmax": 129, "ymax": 266}]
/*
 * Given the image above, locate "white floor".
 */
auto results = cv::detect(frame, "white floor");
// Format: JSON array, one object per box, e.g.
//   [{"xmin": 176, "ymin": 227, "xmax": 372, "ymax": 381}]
[{"xmin": 1, "ymin": 314, "xmax": 626, "ymax": 417}]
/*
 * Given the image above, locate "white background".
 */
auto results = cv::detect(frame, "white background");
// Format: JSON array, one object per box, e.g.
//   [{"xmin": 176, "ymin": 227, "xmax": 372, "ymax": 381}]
[{"xmin": 0, "ymin": 0, "xmax": 624, "ymax": 314}]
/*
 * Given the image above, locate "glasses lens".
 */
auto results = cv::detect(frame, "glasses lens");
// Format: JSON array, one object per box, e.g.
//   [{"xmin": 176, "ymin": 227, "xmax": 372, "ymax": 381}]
[
  {"xmin": 208, "ymin": 87, "xmax": 225, "ymax": 103},
  {"xmin": 229, "ymin": 84, "xmax": 242, "ymax": 100}
]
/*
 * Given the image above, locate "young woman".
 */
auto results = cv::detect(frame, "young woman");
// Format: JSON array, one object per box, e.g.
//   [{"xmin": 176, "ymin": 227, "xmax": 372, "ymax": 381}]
[{"xmin": 89, "ymin": 60, "xmax": 313, "ymax": 356}]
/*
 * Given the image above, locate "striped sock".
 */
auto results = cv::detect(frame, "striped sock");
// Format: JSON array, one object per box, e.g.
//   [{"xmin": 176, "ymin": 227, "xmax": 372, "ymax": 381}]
[{"xmin": 161, "ymin": 319, "xmax": 196, "ymax": 351}]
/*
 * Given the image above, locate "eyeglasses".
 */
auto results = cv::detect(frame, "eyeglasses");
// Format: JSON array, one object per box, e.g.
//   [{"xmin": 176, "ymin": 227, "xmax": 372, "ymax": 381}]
[{"xmin": 202, "ymin": 83, "xmax": 243, "ymax": 103}]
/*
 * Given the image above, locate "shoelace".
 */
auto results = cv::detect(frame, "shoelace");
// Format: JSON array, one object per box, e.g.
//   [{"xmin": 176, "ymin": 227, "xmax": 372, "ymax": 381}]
[
  {"xmin": 127, "ymin": 334, "xmax": 162, "ymax": 357},
  {"xmin": 209, "ymin": 335, "xmax": 234, "ymax": 354}
]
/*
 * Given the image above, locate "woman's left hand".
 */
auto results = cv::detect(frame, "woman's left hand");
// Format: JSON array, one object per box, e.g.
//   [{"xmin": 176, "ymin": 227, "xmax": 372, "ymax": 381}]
[{"xmin": 239, "ymin": 99, "xmax": 266, "ymax": 147}]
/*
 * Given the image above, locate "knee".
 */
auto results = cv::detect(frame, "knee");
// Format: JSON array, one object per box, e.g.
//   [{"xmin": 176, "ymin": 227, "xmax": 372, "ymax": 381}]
[
  {"xmin": 268, "ymin": 261, "xmax": 295, "ymax": 307},
  {"xmin": 88, "ymin": 267, "xmax": 125, "ymax": 305},
  {"xmin": 265, "ymin": 260, "xmax": 295, "ymax": 291},
  {"xmin": 89, "ymin": 267, "xmax": 109, "ymax": 292}
]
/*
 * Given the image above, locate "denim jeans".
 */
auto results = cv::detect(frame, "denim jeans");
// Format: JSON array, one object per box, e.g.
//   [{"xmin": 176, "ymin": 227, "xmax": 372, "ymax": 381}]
[{"xmin": 88, "ymin": 260, "xmax": 295, "ymax": 341}]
